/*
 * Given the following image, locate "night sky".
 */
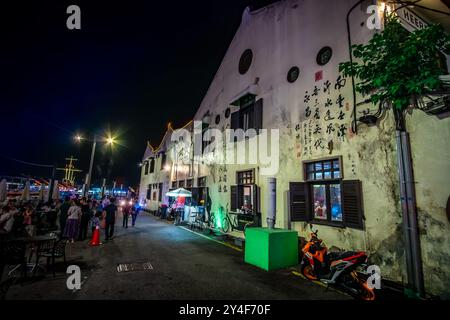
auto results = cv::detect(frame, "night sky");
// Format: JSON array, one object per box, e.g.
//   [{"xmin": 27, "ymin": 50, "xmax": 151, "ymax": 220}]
[{"xmin": 0, "ymin": 0, "xmax": 277, "ymax": 187}]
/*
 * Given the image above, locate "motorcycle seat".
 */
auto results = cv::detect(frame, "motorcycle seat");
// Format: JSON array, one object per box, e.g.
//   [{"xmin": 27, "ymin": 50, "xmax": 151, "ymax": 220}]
[{"xmin": 327, "ymin": 251, "xmax": 359, "ymax": 261}]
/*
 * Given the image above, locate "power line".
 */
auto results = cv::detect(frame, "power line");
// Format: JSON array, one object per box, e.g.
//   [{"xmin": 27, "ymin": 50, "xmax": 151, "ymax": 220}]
[{"xmin": 0, "ymin": 154, "xmax": 54, "ymax": 168}]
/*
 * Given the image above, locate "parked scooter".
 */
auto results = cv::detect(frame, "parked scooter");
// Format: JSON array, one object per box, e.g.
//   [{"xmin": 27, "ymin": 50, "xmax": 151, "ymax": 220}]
[{"xmin": 300, "ymin": 228, "xmax": 376, "ymax": 300}]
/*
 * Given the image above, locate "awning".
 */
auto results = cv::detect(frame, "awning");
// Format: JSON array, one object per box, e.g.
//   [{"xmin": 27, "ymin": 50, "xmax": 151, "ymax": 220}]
[{"xmin": 230, "ymin": 84, "xmax": 259, "ymax": 106}]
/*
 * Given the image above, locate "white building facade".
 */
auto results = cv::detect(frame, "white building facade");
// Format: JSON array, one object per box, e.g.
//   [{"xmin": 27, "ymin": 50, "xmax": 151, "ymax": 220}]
[{"xmin": 139, "ymin": 0, "xmax": 450, "ymax": 297}]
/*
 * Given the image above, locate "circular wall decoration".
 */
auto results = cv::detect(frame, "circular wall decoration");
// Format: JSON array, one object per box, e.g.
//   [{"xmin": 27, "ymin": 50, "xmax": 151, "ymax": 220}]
[
  {"xmin": 287, "ymin": 66, "xmax": 300, "ymax": 83},
  {"xmin": 225, "ymin": 108, "xmax": 231, "ymax": 118},
  {"xmin": 316, "ymin": 46, "xmax": 333, "ymax": 66},
  {"xmin": 215, "ymin": 114, "xmax": 221, "ymax": 125},
  {"xmin": 239, "ymin": 49, "xmax": 253, "ymax": 75}
]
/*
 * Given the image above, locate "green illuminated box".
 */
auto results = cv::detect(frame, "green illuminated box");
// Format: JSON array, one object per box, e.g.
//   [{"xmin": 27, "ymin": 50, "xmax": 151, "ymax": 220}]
[{"xmin": 244, "ymin": 227, "xmax": 298, "ymax": 271}]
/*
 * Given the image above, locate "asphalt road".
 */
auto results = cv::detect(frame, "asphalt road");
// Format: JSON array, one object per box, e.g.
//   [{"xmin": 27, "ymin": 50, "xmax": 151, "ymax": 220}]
[{"xmin": 4, "ymin": 213, "xmax": 348, "ymax": 300}]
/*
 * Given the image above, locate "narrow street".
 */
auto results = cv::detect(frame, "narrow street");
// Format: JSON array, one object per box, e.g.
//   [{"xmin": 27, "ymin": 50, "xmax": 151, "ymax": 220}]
[{"xmin": 5, "ymin": 213, "xmax": 348, "ymax": 300}]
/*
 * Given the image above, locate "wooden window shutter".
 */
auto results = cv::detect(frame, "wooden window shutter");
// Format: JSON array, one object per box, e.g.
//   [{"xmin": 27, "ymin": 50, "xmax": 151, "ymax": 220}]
[
  {"xmin": 150, "ymin": 158, "xmax": 155, "ymax": 173},
  {"xmin": 230, "ymin": 185, "xmax": 238, "ymax": 211},
  {"xmin": 289, "ymin": 182, "xmax": 309, "ymax": 222},
  {"xmin": 146, "ymin": 185, "xmax": 151, "ymax": 200},
  {"xmin": 253, "ymin": 184, "xmax": 260, "ymax": 213},
  {"xmin": 254, "ymin": 98, "xmax": 263, "ymax": 133},
  {"xmin": 191, "ymin": 187, "xmax": 199, "ymax": 205},
  {"xmin": 342, "ymin": 180, "xmax": 364, "ymax": 230},
  {"xmin": 230, "ymin": 111, "xmax": 240, "ymax": 142}
]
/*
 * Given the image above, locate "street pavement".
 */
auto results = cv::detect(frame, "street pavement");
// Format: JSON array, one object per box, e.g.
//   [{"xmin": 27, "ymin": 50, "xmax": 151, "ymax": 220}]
[{"xmin": 4, "ymin": 213, "xmax": 349, "ymax": 300}]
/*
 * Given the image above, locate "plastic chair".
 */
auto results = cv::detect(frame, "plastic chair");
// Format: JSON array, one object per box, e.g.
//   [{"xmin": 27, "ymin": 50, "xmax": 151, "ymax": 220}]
[
  {"xmin": 41, "ymin": 239, "xmax": 67, "ymax": 277},
  {"xmin": 32, "ymin": 239, "xmax": 55, "ymax": 276}
]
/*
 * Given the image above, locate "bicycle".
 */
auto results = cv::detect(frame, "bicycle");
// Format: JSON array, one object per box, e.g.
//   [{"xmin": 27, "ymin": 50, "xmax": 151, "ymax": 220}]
[
  {"xmin": 219, "ymin": 205, "xmax": 254, "ymax": 233},
  {"xmin": 173, "ymin": 208, "xmax": 183, "ymax": 225}
]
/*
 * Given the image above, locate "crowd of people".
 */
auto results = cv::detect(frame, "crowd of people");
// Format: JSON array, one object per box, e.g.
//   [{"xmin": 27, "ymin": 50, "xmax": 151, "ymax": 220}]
[{"xmin": 0, "ymin": 195, "xmax": 141, "ymax": 243}]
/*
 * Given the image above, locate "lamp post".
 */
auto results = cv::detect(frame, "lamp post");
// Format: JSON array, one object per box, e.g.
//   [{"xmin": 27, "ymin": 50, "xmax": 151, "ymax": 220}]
[
  {"xmin": 75, "ymin": 133, "xmax": 116, "ymax": 198},
  {"xmin": 85, "ymin": 135, "xmax": 97, "ymax": 198}
]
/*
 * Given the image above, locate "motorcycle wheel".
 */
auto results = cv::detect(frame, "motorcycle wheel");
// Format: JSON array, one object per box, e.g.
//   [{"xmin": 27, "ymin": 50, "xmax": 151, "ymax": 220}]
[
  {"xmin": 300, "ymin": 263, "xmax": 318, "ymax": 281},
  {"xmin": 350, "ymin": 271, "xmax": 376, "ymax": 301}
]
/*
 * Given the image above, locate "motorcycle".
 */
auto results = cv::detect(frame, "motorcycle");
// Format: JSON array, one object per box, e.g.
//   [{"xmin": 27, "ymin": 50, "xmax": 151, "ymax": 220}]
[{"xmin": 300, "ymin": 229, "xmax": 376, "ymax": 300}]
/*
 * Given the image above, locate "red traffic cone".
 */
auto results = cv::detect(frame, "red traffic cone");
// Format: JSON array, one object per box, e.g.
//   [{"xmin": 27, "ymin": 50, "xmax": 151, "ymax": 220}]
[{"xmin": 90, "ymin": 225, "xmax": 102, "ymax": 246}]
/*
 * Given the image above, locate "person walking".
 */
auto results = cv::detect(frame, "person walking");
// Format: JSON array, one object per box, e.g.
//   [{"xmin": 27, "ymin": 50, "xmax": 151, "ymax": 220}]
[
  {"xmin": 59, "ymin": 196, "xmax": 71, "ymax": 237},
  {"xmin": 90, "ymin": 208, "xmax": 101, "ymax": 235},
  {"xmin": 78, "ymin": 198, "xmax": 91, "ymax": 241},
  {"xmin": 131, "ymin": 200, "xmax": 139, "ymax": 227},
  {"xmin": 23, "ymin": 205, "xmax": 36, "ymax": 237},
  {"xmin": 122, "ymin": 200, "xmax": 131, "ymax": 228},
  {"xmin": 64, "ymin": 200, "xmax": 81, "ymax": 243},
  {"xmin": 103, "ymin": 198, "xmax": 117, "ymax": 241}
]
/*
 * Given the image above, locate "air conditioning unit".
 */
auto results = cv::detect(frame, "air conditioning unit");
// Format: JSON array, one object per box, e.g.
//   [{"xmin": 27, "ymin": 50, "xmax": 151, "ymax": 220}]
[{"xmin": 421, "ymin": 95, "xmax": 450, "ymax": 119}]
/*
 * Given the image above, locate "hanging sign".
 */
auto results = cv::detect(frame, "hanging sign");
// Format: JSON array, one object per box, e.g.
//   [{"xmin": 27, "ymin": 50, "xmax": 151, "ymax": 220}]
[{"xmin": 396, "ymin": 7, "xmax": 428, "ymax": 32}]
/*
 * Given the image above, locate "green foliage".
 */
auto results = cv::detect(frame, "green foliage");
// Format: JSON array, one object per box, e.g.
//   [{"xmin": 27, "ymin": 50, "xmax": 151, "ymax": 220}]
[{"xmin": 339, "ymin": 15, "xmax": 450, "ymax": 110}]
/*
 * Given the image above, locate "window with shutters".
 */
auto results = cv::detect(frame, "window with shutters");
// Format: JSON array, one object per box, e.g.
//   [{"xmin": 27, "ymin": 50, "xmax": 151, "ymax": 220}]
[
  {"xmin": 146, "ymin": 184, "xmax": 152, "ymax": 200},
  {"xmin": 158, "ymin": 183, "xmax": 163, "ymax": 202},
  {"xmin": 160, "ymin": 153, "xmax": 167, "ymax": 170},
  {"xmin": 149, "ymin": 158, "xmax": 155, "ymax": 173},
  {"xmin": 229, "ymin": 96, "xmax": 263, "ymax": 142},
  {"xmin": 305, "ymin": 158, "xmax": 343, "ymax": 224},
  {"xmin": 230, "ymin": 169, "xmax": 258, "ymax": 213},
  {"xmin": 289, "ymin": 158, "xmax": 364, "ymax": 230},
  {"xmin": 144, "ymin": 161, "xmax": 149, "ymax": 175}
]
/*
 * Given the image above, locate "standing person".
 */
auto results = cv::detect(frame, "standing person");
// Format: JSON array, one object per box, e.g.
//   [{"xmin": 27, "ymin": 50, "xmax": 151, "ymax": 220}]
[
  {"xmin": 131, "ymin": 200, "xmax": 139, "ymax": 227},
  {"xmin": 59, "ymin": 196, "xmax": 71, "ymax": 237},
  {"xmin": 78, "ymin": 198, "xmax": 91, "ymax": 241},
  {"xmin": 103, "ymin": 197, "xmax": 117, "ymax": 241},
  {"xmin": 23, "ymin": 205, "xmax": 35, "ymax": 237},
  {"xmin": 64, "ymin": 200, "xmax": 81, "ymax": 243},
  {"xmin": 122, "ymin": 200, "xmax": 131, "ymax": 228},
  {"xmin": 90, "ymin": 203, "xmax": 101, "ymax": 235}
]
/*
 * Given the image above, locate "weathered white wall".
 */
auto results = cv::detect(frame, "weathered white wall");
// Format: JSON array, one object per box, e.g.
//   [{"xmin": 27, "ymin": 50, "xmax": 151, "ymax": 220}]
[{"xmin": 407, "ymin": 110, "xmax": 450, "ymax": 298}]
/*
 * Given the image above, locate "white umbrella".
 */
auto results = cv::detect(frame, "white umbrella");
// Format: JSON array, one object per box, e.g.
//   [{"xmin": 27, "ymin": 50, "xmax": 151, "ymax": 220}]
[
  {"xmin": 20, "ymin": 180, "xmax": 31, "ymax": 202},
  {"xmin": 52, "ymin": 180, "xmax": 60, "ymax": 200},
  {"xmin": 0, "ymin": 179, "xmax": 7, "ymax": 202},
  {"xmin": 38, "ymin": 185, "xmax": 46, "ymax": 201},
  {"xmin": 165, "ymin": 188, "xmax": 192, "ymax": 198}
]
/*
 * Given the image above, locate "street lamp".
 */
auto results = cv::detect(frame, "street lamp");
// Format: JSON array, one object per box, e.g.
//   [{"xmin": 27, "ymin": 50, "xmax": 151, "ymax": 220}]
[{"xmin": 74, "ymin": 132, "xmax": 117, "ymax": 197}]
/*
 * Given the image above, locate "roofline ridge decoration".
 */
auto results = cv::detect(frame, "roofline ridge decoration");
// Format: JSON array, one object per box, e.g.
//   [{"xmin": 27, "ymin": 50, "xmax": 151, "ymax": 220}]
[{"xmin": 145, "ymin": 119, "xmax": 193, "ymax": 156}]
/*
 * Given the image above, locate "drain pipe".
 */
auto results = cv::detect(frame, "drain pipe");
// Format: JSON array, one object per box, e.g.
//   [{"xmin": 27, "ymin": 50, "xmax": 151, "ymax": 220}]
[
  {"xmin": 401, "ymin": 131, "xmax": 425, "ymax": 297},
  {"xmin": 396, "ymin": 131, "xmax": 415, "ymax": 290},
  {"xmin": 267, "ymin": 177, "xmax": 276, "ymax": 229},
  {"xmin": 395, "ymin": 109, "xmax": 425, "ymax": 298},
  {"xmin": 346, "ymin": 0, "xmax": 365, "ymax": 134}
]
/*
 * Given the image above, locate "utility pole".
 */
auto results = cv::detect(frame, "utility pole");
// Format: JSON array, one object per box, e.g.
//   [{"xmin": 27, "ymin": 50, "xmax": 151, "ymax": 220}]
[{"xmin": 85, "ymin": 135, "xmax": 97, "ymax": 197}]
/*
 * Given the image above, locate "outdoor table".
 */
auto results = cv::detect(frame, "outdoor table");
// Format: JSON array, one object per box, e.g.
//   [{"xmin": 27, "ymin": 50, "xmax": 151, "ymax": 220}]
[{"xmin": 10, "ymin": 234, "xmax": 58, "ymax": 276}]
